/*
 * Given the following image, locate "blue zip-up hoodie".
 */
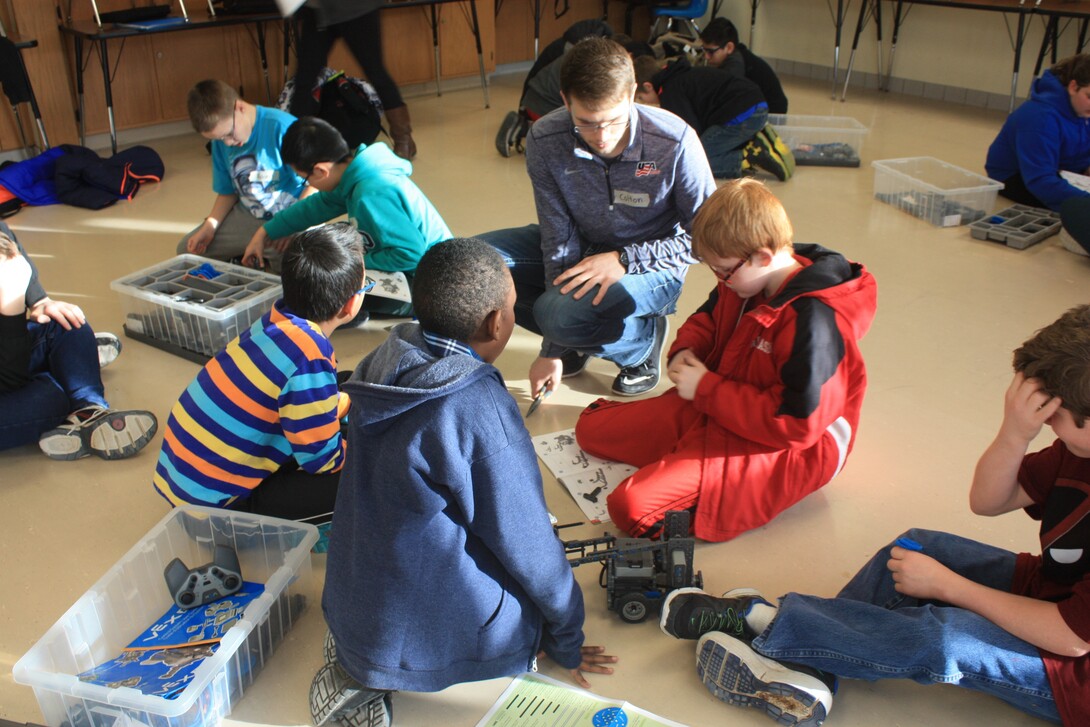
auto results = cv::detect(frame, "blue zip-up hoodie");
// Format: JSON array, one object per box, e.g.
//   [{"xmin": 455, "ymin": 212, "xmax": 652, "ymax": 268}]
[
  {"xmin": 323, "ymin": 323, "xmax": 585, "ymax": 692},
  {"xmin": 986, "ymin": 70, "xmax": 1090, "ymax": 211},
  {"xmin": 262, "ymin": 143, "xmax": 452, "ymax": 272}
]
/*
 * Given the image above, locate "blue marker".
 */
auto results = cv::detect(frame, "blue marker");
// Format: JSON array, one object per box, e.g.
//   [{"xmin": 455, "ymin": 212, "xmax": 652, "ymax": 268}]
[{"xmin": 895, "ymin": 536, "xmax": 924, "ymax": 552}]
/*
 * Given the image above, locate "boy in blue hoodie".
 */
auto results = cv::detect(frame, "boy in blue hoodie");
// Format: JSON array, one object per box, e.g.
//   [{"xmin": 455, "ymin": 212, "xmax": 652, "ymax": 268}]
[
  {"xmin": 311, "ymin": 238, "xmax": 616, "ymax": 726},
  {"xmin": 243, "ymin": 117, "xmax": 452, "ymax": 317}
]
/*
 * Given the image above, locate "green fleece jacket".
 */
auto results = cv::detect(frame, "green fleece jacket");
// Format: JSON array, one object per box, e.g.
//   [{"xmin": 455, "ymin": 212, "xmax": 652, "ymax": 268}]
[{"xmin": 262, "ymin": 144, "xmax": 452, "ymax": 272}]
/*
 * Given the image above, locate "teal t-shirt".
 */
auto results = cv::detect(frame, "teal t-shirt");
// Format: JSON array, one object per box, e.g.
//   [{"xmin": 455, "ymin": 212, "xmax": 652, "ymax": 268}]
[{"xmin": 211, "ymin": 106, "xmax": 305, "ymax": 220}]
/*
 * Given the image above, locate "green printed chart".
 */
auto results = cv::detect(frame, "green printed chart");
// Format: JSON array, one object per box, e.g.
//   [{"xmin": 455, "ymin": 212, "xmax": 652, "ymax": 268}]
[{"xmin": 477, "ymin": 673, "xmax": 686, "ymax": 727}]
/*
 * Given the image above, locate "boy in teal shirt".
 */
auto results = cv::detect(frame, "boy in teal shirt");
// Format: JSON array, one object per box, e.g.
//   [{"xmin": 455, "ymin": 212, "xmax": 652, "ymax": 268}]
[{"xmin": 243, "ymin": 117, "xmax": 452, "ymax": 316}]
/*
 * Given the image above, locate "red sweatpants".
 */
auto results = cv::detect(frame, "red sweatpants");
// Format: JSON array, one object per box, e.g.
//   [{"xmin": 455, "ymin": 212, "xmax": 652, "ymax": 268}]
[{"xmin": 575, "ymin": 391, "xmax": 837, "ymax": 542}]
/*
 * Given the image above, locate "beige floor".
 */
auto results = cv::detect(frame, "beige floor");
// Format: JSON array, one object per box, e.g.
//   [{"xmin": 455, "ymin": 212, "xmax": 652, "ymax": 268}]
[{"xmin": 1, "ymin": 71, "xmax": 1084, "ymax": 727}]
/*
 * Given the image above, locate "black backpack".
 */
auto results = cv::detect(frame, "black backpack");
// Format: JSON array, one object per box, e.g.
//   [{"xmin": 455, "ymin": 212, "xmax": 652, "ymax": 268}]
[{"xmin": 317, "ymin": 72, "xmax": 384, "ymax": 148}]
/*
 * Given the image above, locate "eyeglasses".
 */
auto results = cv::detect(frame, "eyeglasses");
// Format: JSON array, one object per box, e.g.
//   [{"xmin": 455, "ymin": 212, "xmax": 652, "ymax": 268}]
[
  {"xmin": 701, "ymin": 45, "xmax": 724, "ymax": 55},
  {"xmin": 218, "ymin": 105, "xmax": 240, "ymax": 143},
  {"xmin": 572, "ymin": 116, "xmax": 630, "ymax": 136},
  {"xmin": 356, "ymin": 280, "xmax": 376, "ymax": 296},
  {"xmin": 706, "ymin": 255, "xmax": 750, "ymax": 283}
]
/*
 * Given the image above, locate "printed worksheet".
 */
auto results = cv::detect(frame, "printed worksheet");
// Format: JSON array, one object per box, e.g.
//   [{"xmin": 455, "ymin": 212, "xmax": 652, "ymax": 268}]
[
  {"xmin": 477, "ymin": 673, "xmax": 685, "ymax": 727},
  {"xmin": 1061, "ymin": 170, "xmax": 1090, "ymax": 193},
  {"xmin": 365, "ymin": 270, "xmax": 411, "ymax": 302},
  {"xmin": 533, "ymin": 429, "xmax": 637, "ymax": 523}
]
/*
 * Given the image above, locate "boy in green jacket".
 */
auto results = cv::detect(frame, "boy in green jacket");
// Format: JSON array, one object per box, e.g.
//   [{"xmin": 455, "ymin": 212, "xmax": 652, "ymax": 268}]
[{"xmin": 243, "ymin": 117, "xmax": 452, "ymax": 316}]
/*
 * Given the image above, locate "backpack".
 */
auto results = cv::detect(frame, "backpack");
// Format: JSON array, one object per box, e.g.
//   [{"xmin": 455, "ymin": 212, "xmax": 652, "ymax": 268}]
[{"xmin": 317, "ymin": 72, "xmax": 385, "ymax": 148}]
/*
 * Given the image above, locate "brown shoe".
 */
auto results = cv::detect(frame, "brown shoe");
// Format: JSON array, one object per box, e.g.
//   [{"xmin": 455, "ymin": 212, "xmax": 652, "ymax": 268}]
[{"xmin": 385, "ymin": 105, "xmax": 417, "ymax": 160}]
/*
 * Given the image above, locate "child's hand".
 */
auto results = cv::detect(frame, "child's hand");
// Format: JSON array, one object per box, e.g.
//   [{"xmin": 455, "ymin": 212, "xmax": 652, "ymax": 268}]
[
  {"xmin": 887, "ymin": 547, "xmax": 954, "ymax": 601},
  {"xmin": 565, "ymin": 645, "xmax": 618, "ymax": 689},
  {"xmin": 27, "ymin": 296, "xmax": 85, "ymax": 330},
  {"xmin": 187, "ymin": 221, "xmax": 217, "ymax": 254},
  {"xmin": 667, "ymin": 349, "xmax": 707, "ymax": 400},
  {"xmin": 242, "ymin": 229, "xmax": 269, "ymax": 269},
  {"xmin": 1000, "ymin": 372, "xmax": 1061, "ymax": 445},
  {"xmin": 0, "ymin": 250, "xmax": 33, "ymax": 317}
]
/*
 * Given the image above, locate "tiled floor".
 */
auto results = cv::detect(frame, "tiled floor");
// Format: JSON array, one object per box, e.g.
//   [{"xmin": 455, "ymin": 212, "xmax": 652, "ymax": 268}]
[{"xmin": 1, "ymin": 71, "xmax": 1083, "ymax": 727}]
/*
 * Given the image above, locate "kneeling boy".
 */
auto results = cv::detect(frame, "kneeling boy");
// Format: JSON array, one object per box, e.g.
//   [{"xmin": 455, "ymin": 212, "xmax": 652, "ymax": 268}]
[
  {"xmin": 153, "ymin": 222, "xmax": 365, "ymax": 525},
  {"xmin": 576, "ymin": 179, "xmax": 877, "ymax": 542},
  {"xmin": 313, "ymin": 238, "xmax": 615, "ymax": 725}
]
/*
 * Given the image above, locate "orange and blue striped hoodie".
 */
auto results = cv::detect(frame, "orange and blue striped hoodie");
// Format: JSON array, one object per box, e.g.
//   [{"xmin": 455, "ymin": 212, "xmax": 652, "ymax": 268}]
[{"xmin": 153, "ymin": 301, "xmax": 347, "ymax": 508}]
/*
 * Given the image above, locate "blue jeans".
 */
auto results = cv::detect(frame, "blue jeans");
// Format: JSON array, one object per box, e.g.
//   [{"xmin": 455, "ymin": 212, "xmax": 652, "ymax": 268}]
[
  {"xmin": 476, "ymin": 224, "xmax": 683, "ymax": 367},
  {"xmin": 753, "ymin": 529, "xmax": 1060, "ymax": 723},
  {"xmin": 0, "ymin": 320, "xmax": 108, "ymax": 451},
  {"xmin": 700, "ymin": 109, "xmax": 769, "ymax": 179}
]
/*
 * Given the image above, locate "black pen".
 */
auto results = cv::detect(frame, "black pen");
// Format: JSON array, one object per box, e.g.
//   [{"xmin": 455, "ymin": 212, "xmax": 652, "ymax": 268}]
[{"xmin": 526, "ymin": 382, "xmax": 551, "ymax": 417}]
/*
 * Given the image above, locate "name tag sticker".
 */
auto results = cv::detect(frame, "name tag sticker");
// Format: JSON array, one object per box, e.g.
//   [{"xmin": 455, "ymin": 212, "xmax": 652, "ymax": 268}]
[
  {"xmin": 613, "ymin": 189, "xmax": 650, "ymax": 208},
  {"xmin": 249, "ymin": 170, "xmax": 276, "ymax": 183}
]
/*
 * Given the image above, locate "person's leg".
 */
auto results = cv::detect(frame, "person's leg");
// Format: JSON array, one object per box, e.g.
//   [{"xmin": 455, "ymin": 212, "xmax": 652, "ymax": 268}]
[
  {"xmin": 575, "ymin": 390, "xmax": 700, "ymax": 465},
  {"xmin": 998, "ymin": 173, "xmax": 1047, "ymax": 208},
  {"xmin": 836, "ymin": 529, "xmax": 1016, "ymax": 606},
  {"xmin": 531, "ymin": 268, "xmax": 683, "ymax": 367},
  {"xmin": 702, "ymin": 111, "xmax": 769, "ymax": 179},
  {"xmin": 289, "ymin": 7, "xmax": 335, "ymax": 118},
  {"xmin": 338, "ymin": 10, "xmax": 414, "ymax": 158},
  {"xmin": 475, "ymin": 225, "xmax": 547, "ymax": 334},
  {"xmin": 0, "ymin": 375, "xmax": 69, "ymax": 450},
  {"xmin": 752, "ymin": 592, "xmax": 1059, "ymax": 722},
  {"xmin": 229, "ymin": 463, "xmax": 340, "ymax": 526},
  {"xmin": 32, "ymin": 319, "xmax": 108, "ymax": 411},
  {"xmin": 1059, "ymin": 195, "xmax": 1090, "ymax": 256},
  {"xmin": 177, "ymin": 203, "xmax": 272, "ymax": 269}
]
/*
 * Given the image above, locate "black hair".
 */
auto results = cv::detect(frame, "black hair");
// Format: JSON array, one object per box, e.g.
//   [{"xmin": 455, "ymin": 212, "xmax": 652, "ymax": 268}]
[
  {"xmin": 281, "ymin": 117, "xmax": 351, "ymax": 174},
  {"xmin": 700, "ymin": 17, "xmax": 740, "ymax": 48},
  {"xmin": 280, "ymin": 222, "xmax": 364, "ymax": 322},
  {"xmin": 412, "ymin": 238, "xmax": 510, "ymax": 341}
]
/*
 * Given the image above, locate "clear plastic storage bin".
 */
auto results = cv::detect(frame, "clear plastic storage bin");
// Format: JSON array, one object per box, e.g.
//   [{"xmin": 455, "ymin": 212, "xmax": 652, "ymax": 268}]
[
  {"xmin": 13, "ymin": 506, "xmax": 317, "ymax": 727},
  {"xmin": 111, "ymin": 256, "xmax": 281, "ymax": 363},
  {"xmin": 767, "ymin": 114, "xmax": 868, "ymax": 167},
  {"xmin": 871, "ymin": 157, "xmax": 1004, "ymax": 227}
]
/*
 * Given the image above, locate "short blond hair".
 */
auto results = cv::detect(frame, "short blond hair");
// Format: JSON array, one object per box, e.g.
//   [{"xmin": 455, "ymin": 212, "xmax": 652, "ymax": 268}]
[
  {"xmin": 692, "ymin": 178, "xmax": 793, "ymax": 259},
  {"xmin": 187, "ymin": 79, "xmax": 238, "ymax": 134}
]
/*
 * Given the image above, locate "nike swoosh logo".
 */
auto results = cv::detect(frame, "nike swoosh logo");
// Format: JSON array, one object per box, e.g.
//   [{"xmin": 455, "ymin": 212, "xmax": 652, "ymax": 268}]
[
  {"xmin": 619, "ymin": 374, "xmax": 654, "ymax": 386},
  {"xmin": 564, "ymin": 168, "xmax": 579, "ymax": 175}
]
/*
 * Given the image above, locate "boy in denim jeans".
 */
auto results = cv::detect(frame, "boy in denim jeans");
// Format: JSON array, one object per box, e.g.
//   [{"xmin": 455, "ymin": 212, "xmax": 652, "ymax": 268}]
[{"xmin": 658, "ymin": 304, "xmax": 1090, "ymax": 726}]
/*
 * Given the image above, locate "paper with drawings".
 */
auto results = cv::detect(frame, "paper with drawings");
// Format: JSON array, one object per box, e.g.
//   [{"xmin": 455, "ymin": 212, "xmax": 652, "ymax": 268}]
[
  {"xmin": 533, "ymin": 429, "xmax": 637, "ymax": 523},
  {"xmin": 1060, "ymin": 170, "xmax": 1090, "ymax": 193},
  {"xmin": 365, "ymin": 270, "xmax": 411, "ymax": 302}
]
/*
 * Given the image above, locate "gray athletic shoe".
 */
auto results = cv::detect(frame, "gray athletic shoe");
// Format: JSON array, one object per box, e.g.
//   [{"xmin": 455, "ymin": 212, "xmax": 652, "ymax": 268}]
[
  {"xmin": 309, "ymin": 662, "xmax": 390, "ymax": 727},
  {"xmin": 96, "ymin": 332, "xmax": 122, "ymax": 369},
  {"xmin": 38, "ymin": 406, "xmax": 157, "ymax": 461},
  {"xmin": 612, "ymin": 316, "xmax": 669, "ymax": 396},
  {"xmin": 696, "ymin": 632, "xmax": 835, "ymax": 727}
]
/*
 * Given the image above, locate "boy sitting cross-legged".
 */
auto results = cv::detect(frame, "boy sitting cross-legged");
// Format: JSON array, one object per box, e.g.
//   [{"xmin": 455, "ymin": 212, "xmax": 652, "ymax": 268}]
[
  {"xmin": 311, "ymin": 238, "xmax": 616, "ymax": 726},
  {"xmin": 153, "ymin": 222, "xmax": 366, "ymax": 526}
]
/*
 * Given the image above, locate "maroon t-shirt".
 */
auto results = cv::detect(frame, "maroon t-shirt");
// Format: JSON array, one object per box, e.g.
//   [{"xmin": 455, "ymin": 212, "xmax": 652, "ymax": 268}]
[{"xmin": 1015, "ymin": 439, "xmax": 1090, "ymax": 725}]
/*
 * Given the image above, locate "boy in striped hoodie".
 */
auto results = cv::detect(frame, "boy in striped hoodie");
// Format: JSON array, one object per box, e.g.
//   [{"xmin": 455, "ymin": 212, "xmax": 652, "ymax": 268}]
[{"xmin": 153, "ymin": 222, "xmax": 365, "ymax": 526}]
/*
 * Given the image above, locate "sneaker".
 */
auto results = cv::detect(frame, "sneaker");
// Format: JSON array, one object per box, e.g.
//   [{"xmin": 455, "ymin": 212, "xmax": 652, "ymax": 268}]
[
  {"xmin": 611, "ymin": 316, "xmax": 668, "ymax": 396},
  {"xmin": 560, "ymin": 350, "xmax": 590, "ymax": 379},
  {"xmin": 310, "ymin": 662, "xmax": 390, "ymax": 727},
  {"xmin": 323, "ymin": 629, "xmax": 338, "ymax": 666},
  {"xmin": 38, "ymin": 406, "xmax": 158, "ymax": 461},
  {"xmin": 495, "ymin": 110, "xmax": 521, "ymax": 157},
  {"xmin": 661, "ymin": 587, "xmax": 773, "ymax": 641},
  {"xmin": 743, "ymin": 126, "xmax": 795, "ymax": 182},
  {"xmin": 696, "ymin": 632, "xmax": 835, "ymax": 727},
  {"xmin": 1059, "ymin": 227, "xmax": 1088, "ymax": 256},
  {"xmin": 96, "ymin": 332, "xmax": 122, "ymax": 369}
]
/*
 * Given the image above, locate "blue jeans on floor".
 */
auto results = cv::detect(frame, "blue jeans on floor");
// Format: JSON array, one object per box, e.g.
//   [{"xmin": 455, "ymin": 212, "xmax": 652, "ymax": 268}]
[
  {"xmin": 476, "ymin": 224, "xmax": 684, "ymax": 367},
  {"xmin": 0, "ymin": 320, "xmax": 108, "ymax": 451},
  {"xmin": 752, "ymin": 529, "xmax": 1060, "ymax": 723},
  {"xmin": 700, "ymin": 109, "xmax": 769, "ymax": 179}
]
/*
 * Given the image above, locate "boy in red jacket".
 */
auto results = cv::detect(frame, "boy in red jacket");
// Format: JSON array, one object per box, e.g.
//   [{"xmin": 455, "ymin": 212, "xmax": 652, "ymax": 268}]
[{"xmin": 575, "ymin": 179, "xmax": 877, "ymax": 542}]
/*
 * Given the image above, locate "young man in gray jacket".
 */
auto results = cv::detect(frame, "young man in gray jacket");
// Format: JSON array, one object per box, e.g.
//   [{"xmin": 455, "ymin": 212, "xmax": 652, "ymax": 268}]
[{"xmin": 479, "ymin": 37, "xmax": 716, "ymax": 397}]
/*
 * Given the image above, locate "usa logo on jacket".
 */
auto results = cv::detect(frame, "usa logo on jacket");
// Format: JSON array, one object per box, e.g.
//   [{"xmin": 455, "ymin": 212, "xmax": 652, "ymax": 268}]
[{"xmin": 635, "ymin": 161, "xmax": 660, "ymax": 177}]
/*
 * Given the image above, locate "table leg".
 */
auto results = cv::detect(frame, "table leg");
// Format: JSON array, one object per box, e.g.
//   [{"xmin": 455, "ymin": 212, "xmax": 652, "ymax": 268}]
[
  {"xmin": 74, "ymin": 35, "xmax": 86, "ymax": 147},
  {"xmin": 1009, "ymin": 10, "xmax": 1027, "ymax": 114},
  {"xmin": 533, "ymin": 0, "xmax": 541, "ymax": 58},
  {"xmin": 884, "ymin": 0, "xmax": 903, "ymax": 91},
  {"xmin": 832, "ymin": 0, "xmax": 844, "ymax": 99},
  {"xmin": 256, "ymin": 21, "xmax": 272, "ymax": 104},
  {"xmin": 841, "ymin": 0, "xmax": 870, "ymax": 101},
  {"xmin": 431, "ymin": 5, "xmax": 442, "ymax": 97},
  {"xmin": 96, "ymin": 39, "xmax": 117, "ymax": 154},
  {"xmin": 750, "ymin": 0, "xmax": 758, "ymax": 46},
  {"xmin": 469, "ymin": 0, "xmax": 489, "ymax": 107}
]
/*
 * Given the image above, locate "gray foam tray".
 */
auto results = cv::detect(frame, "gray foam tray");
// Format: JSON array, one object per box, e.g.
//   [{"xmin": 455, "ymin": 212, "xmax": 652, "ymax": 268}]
[{"xmin": 969, "ymin": 204, "xmax": 1061, "ymax": 250}]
